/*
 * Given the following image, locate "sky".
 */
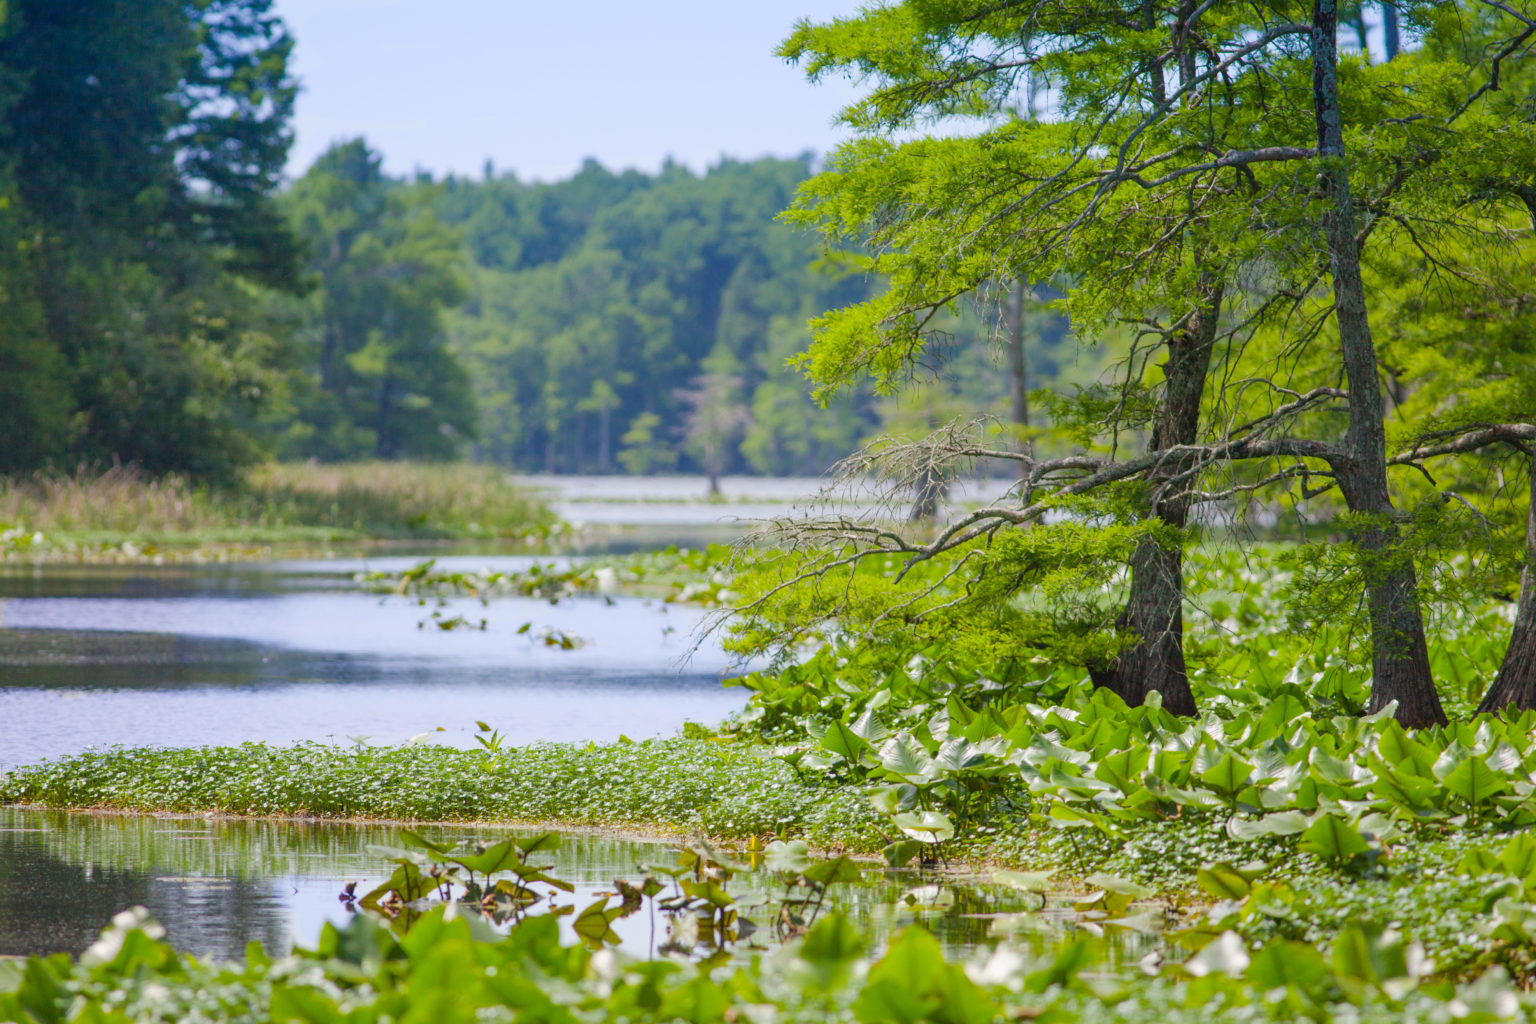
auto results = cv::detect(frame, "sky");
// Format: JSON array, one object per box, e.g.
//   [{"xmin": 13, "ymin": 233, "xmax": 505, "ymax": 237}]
[{"xmin": 272, "ymin": 0, "xmax": 867, "ymax": 183}]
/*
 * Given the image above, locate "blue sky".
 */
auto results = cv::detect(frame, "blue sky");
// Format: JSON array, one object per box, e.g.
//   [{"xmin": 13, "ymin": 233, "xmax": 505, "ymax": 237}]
[{"xmin": 273, "ymin": 0, "xmax": 866, "ymax": 182}]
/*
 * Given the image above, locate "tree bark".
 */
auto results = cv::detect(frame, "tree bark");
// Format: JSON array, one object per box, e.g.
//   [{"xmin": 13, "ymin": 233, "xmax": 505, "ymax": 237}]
[
  {"xmin": 1381, "ymin": 2, "xmax": 1401, "ymax": 61},
  {"xmin": 1478, "ymin": 455, "xmax": 1536, "ymax": 714},
  {"xmin": 1087, "ymin": 8, "xmax": 1223, "ymax": 718},
  {"xmin": 1312, "ymin": 0, "xmax": 1446, "ymax": 727},
  {"xmin": 1089, "ymin": 277, "xmax": 1223, "ymax": 716},
  {"xmin": 909, "ymin": 462, "xmax": 946, "ymax": 521},
  {"xmin": 1006, "ymin": 281, "xmax": 1030, "ymax": 481}
]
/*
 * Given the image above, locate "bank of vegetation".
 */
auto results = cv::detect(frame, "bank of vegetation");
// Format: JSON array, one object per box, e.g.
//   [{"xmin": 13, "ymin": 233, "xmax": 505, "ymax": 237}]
[{"xmin": 0, "ymin": 462, "xmax": 554, "ymax": 560}]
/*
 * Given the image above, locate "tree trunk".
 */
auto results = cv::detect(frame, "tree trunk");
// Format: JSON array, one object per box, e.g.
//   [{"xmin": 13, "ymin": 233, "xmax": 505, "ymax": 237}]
[
  {"xmin": 909, "ymin": 462, "xmax": 946, "ymax": 521},
  {"xmin": 1087, "ymin": 10, "xmax": 1221, "ymax": 718},
  {"xmin": 374, "ymin": 374, "xmax": 394, "ymax": 459},
  {"xmin": 1312, "ymin": 0, "xmax": 1445, "ymax": 728},
  {"xmin": 1381, "ymin": 2, "xmax": 1401, "ymax": 61},
  {"xmin": 1478, "ymin": 456, "xmax": 1536, "ymax": 714},
  {"xmin": 1006, "ymin": 281, "xmax": 1030, "ymax": 481},
  {"xmin": 1089, "ymin": 277, "xmax": 1223, "ymax": 717},
  {"xmin": 598, "ymin": 402, "xmax": 611, "ymax": 472}
]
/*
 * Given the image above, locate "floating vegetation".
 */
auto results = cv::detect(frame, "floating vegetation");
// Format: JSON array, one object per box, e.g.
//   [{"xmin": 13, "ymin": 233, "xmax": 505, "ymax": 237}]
[{"xmin": 367, "ymin": 544, "xmax": 737, "ymax": 608}]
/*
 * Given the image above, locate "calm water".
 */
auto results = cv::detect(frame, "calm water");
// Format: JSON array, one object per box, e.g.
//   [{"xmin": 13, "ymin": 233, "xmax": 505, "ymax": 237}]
[
  {"xmin": 0, "ymin": 554, "xmax": 746, "ymax": 767},
  {"xmin": 0, "ymin": 535, "xmax": 1157, "ymax": 966},
  {"xmin": 0, "ymin": 807, "xmax": 1157, "ymax": 967}
]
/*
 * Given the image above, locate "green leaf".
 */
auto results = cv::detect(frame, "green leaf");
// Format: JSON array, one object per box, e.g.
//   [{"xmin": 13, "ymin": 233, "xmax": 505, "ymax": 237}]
[
  {"xmin": 878, "ymin": 735, "xmax": 935, "ymax": 780},
  {"xmin": 1199, "ymin": 752, "xmax": 1255, "ymax": 797},
  {"xmin": 1298, "ymin": 814, "xmax": 1370, "ymax": 863},
  {"xmin": 819, "ymin": 720, "xmax": 868, "ymax": 761},
  {"xmin": 993, "ymin": 869, "xmax": 1055, "ymax": 894},
  {"xmin": 1196, "ymin": 862, "xmax": 1252, "ymax": 900},
  {"xmin": 1185, "ymin": 931, "xmax": 1250, "ymax": 977},
  {"xmin": 1246, "ymin": 939, "xmax": 1331, "ymax": 989},
  {"xmin": 572, "ymin": 897, "xmax": 624, "ymax": 946},
  {"xmin": 1227, "ymin": 810, "xmax": 1310, "ymax": 841},
  {"xmin": 804, "ymin": 855, "xmax": 863, "ymax": 886},
  {"xmin": 893, "ymin": 810, "xmax": 954, "ymax": 844},
  {"xmin": 1442, "ymin": 754, "xmax": 1509, "ymax": 807},
  {"xmin": 1083, "ymin": 873, "xmax": 1153, "ymax": 899},
  {"xmin": 765, "ymin": 839, "xmax": 813, "ymax": 874}
]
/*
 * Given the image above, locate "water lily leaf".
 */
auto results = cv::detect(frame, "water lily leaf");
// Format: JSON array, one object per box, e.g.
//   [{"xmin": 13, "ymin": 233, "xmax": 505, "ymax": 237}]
[
  {"xmin": 1199, "ymin": 753, "xmax": 1255, "ymax": 796},
  {"xmin": 446, "ymin": 838, "xmax": 523, "ymax": 877},
  {"xmin": 893, "ymin": 810, "xmax": 954, "ymax": 844},
  {"xmin": 849, "ymin": 707, "xmax": 889, "ymax": 744},
  {"xmin": 1458, "ymin": 847, "xmax": 1500, "ymax": 876},
  {"xmin": 1298, "ymin": 814, "xmax": 1370, "ymax": 862},
  {"xmin": 854, "ymin": 926, "xmax": 996, "ymax": 1024},
  {"xmin": 804, "ymin": 856, "xmax": 863, "ymax": 886},
  {"xmin": 1369, "ymin": 765, "xmax": 1439, "ymax": 811},
  {"xmin": 994, "ymin": 869, "xmax": 1054, "ymax": 894},
  {"xmin": 681, "ymin": 878, "xmax": 734, "ymax": 908},
  {"xmin": 1196, "ymin": 863, "xmax": 1252, "ymax": 900},
  {"xmin": 398, "ymin": 830, "xmax": 454, "ymax": 856},
  {"xmin": 1376, "ymin": 722, "xmax": 1436, "ymax": 778},
  {"xmin": 1499, "ymin": 834, "xmax": 1536, "ymax": 880},
  {"xmin": 883, "ymin": 840, "xmax": 924, "ymax": 867},
  {"xmin": 820, "ymin": 721, "xmax": 867, "ymax": 761},
  {"xmin": 572, "ymin": 897, "xmax": 624, "ymax": 946},
  {"xmin": 1442, "ymin": 754, "xmax": 1509, "ymax": 807},
  {"xmin": 764, "ymin": 839, "xmax": 812, "ymax": 875},
  {"xmin": 934, "ymin": 736, "xmax": 986, "ymax": 772},
  {"xmin": 1184, "ymin": 930, "xmax": 1250, "ymax": 977},
  {"xmin": 1227, "ymin": 810, "xmax": 1310, "ymax": 842},
  {"xmin": 1083, "ymin": 873, "xmax": 1154, "ymax": 899},
  {"xmin": 1247, "ymin": 939, "xmax": 1331, "ymax": 989},
  {"xmin": 879, "ymin": 735, "xmax": 934, "ymax": 779},
  {"xmin": 515, "ymin": 832, "xmax": 562, "ymax": 855}
]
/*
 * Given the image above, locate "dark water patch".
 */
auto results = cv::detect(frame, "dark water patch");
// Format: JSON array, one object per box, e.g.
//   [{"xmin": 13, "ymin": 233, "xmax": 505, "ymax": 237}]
[{"xmin": 0, "ymin": 808, "xmax": 1157, "ymax": 968}]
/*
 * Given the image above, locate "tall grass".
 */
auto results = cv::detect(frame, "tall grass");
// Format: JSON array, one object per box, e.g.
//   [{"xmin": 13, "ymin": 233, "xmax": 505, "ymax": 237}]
[{"xmin": 0, "ymin": 462, "xmax": 553, "ymax": 542}]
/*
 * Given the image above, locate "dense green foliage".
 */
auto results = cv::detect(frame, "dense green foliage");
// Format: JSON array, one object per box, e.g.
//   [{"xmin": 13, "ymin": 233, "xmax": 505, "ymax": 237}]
[
  {"xmin": 432, "ymin": 157, "xmax": 887, "ymax": 475},
  {"xmin": 0, "ymin": 0, "xmax": 301, "ymax": 480},
  {"xmin": 8, "ymin": 896, "xmax": 1536, "ymax": 1024},
  {"xmin": 276, "ymin": 142, "xmax": 475, "ymax": 461},
  {"xmin": 0, "ymin": 737, "xmax": 885, "ymax": 850}
]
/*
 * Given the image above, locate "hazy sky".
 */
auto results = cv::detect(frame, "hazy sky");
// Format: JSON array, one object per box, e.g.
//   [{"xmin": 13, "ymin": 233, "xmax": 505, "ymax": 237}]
[{"xmin": 273, "ymin": 0, "xmax": 866, "ymax": 183}]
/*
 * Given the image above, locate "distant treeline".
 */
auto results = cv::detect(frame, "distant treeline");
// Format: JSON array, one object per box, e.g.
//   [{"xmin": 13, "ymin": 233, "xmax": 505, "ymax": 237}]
[
  {"xmin": 0, "ymin": 0, "xmax": 1076, "ymax": 481},
  {"xmin": 435, "ymin": 156, "xmax": 880, "ymax": 477}
]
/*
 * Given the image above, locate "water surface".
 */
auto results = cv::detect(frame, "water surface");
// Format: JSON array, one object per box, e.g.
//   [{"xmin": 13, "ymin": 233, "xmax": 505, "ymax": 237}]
[
  {"xmin": 0, "ymin": 556, "xmax": 745, "ymax": 766},
  {"xmin": 0, "ymin": 807, "xmax": 1157, "ymax": 968}
]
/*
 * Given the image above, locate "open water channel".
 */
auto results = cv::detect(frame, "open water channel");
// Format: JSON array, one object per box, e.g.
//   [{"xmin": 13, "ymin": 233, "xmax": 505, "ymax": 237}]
[{"xmin": 0, "ymin": 484, "xmax": 1153, "ymax": 968}]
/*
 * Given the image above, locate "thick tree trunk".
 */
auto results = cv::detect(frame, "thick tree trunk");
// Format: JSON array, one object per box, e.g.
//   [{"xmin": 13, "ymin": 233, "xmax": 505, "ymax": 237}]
[
  {"xmin": 1089, "ymin": 278, "xmax": 1222, "ymax": 716},
  {"xmin": 1006, "ymin": 281, "xmax": 1030, "ymax": 481},
  {"xmin": 1478, "ymin": 457, "xmax": 1536, "ymax": 714},
  {"xmin": 1312, "ymin": 0, "xmax": 1445, "ymax": 727},
  {"xmin": 1088, "ymin": 10, "xmax": 1219, "ymax": 717}
]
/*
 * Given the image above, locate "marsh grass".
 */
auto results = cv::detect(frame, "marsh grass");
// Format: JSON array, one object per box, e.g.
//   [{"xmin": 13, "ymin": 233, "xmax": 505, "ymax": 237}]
[{"xmin": 0, "ymin": 462, "xmax": 553, "ymax": 548}]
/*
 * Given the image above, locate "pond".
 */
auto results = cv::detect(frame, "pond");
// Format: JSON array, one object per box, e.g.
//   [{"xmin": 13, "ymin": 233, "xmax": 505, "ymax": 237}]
[
  {"xmin": 0, "ymin": 507, "xmax": 1157, "ymax": 971},
  {"xmin": 0, "ymin": 806, "xmax": 1159, "ymax": 971},
  {"xmin": 0, "ymin": 549, "xmax": 747, "ymax": 768}
]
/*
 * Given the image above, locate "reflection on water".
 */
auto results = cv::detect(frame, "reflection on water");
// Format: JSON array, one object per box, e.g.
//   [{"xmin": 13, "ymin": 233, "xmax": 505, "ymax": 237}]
[
  {"xmin": 0, "ymin": 554, "xmax": 747, "ymax": 766},
  {"xmin": 0, "ymin": 807, "xmax": 1159, "ymax": 969}
]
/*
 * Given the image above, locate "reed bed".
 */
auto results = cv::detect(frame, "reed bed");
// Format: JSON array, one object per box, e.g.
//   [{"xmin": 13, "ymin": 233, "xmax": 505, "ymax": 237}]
[{"xmin": 0, "ymin": 462, "xmax": 553, "ymax": 541}]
